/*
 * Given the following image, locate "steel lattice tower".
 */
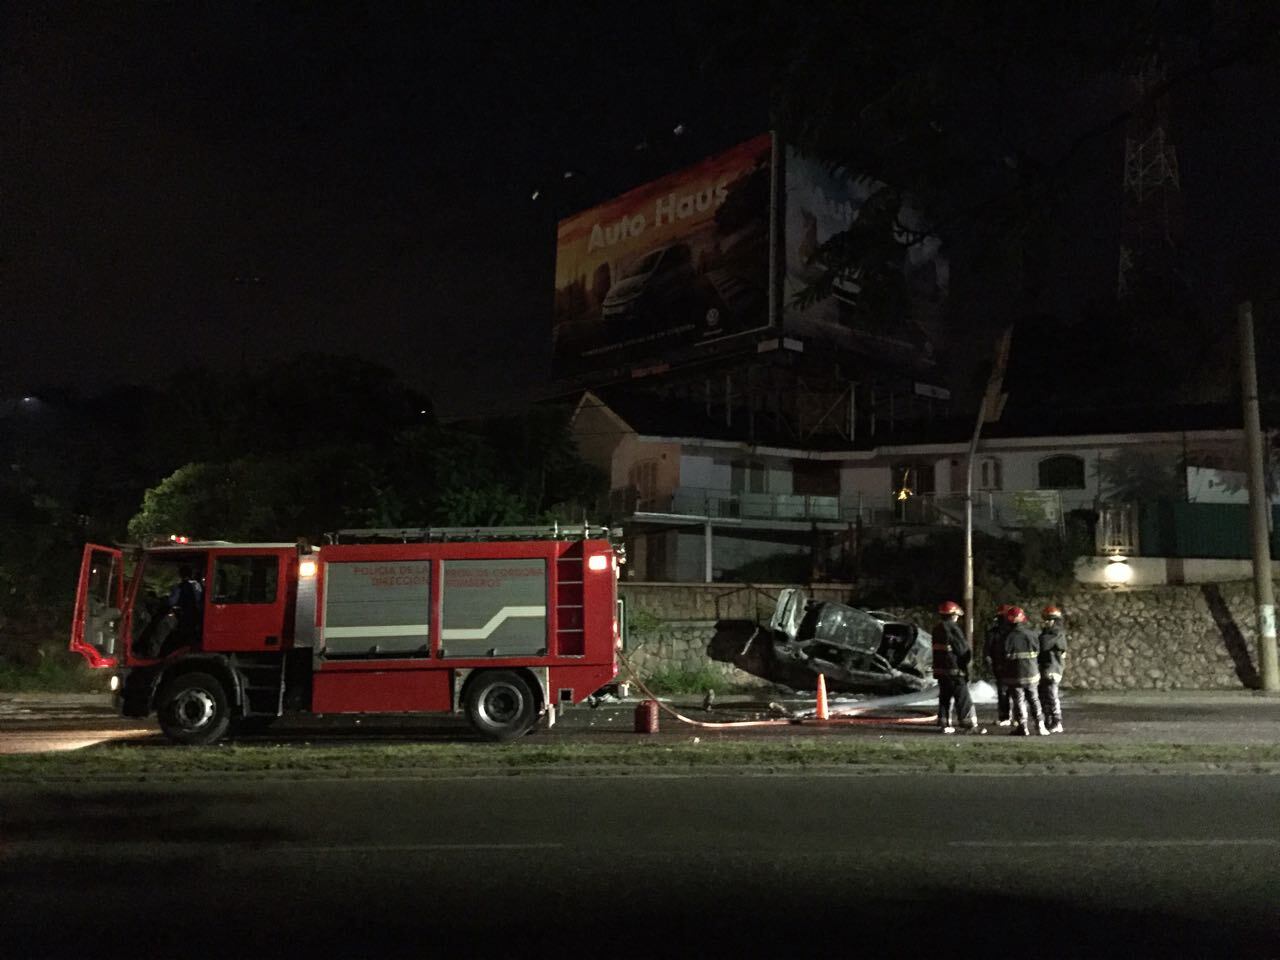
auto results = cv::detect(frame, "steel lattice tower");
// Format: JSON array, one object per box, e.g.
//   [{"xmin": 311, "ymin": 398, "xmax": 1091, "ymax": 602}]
[{"xmin": 1117, "ymin": 55, "xmax": 1183, "ymax": 299}]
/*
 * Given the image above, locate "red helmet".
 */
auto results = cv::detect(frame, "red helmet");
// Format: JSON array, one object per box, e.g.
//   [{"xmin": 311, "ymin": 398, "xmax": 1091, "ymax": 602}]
[
  {"xmin": 1004, "ymin": 606, "xmax": 1027, "ymax": 624},
  {"xmin": 938, "ymin": 600, "xmax": 964, "ymax": 616},
  {"xmin": 1042, "ymin": 605, "xmax": 1063, "ymax": 620}
]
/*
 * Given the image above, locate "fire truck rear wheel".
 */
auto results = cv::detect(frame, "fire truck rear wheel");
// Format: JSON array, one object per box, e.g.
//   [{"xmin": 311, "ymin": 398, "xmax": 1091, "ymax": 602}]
[
  {"xmin": 465, "ymin": 671, "xmax": 537, "ymax": 742},
  {"xmin": 157, "ymin": 671, "xmax": 231, "ymax": 745}
]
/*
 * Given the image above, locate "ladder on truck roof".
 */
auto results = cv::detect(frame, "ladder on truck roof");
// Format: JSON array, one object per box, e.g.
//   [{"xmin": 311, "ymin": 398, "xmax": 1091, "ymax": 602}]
[{"xmin": 325, "ymin": 523, "xmax": 621, "ymax": 545}]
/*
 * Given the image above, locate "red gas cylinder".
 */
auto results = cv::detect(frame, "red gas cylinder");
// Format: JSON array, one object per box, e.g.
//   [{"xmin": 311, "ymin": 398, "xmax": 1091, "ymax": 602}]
[{"xmin": 634, "ymin": 699, "xmax": 660, "ymax": 734}]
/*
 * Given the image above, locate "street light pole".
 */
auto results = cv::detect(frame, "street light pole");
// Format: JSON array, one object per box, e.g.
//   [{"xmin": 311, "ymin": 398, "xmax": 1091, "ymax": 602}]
[
  {"xmin": 963, "ymin": 406, "xmax": 982, "ymax": 646},
  {"xmin": 964, "ymin": 327, "xmax": 1014, "ymax": 647},
  {"xmin": 1237, "ymin": 301, "xmax": 1280, "ymax": 692}
]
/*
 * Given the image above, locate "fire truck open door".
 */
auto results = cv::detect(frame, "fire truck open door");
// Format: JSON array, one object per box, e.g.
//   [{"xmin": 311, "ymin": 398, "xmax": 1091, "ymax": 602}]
[{"xmin": 70, "ymin": 544, "xmax": 124, "ymax": 668}]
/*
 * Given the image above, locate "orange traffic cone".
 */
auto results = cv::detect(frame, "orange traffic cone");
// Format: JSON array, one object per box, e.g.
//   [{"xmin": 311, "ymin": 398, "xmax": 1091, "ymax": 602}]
[{"xmin": 816, "ymin": 673, "xmax": 829, "ymax": 721}]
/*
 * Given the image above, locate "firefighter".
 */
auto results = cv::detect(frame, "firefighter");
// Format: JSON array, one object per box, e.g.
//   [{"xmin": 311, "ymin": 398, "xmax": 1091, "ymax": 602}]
[
  {"xmin": 932, "ymin": 601, "xmax": 978, "ymax": 733},
  {"xmin": 164, "ymin": 564, "xmax": 204, "ymax": 652},
  {"xmin": 1001, "ymin": 606, "xmax": 1048, "ymax": 736},
  {"xmin": 1038, "ymin": 605, "xmax": 1068, "ymax": 734},
  {"xmin": 984, "ymin": 603, "xmax": 1013, "ymax": 726}
]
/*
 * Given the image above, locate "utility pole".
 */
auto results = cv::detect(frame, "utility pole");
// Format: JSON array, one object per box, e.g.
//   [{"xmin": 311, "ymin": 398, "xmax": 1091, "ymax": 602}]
[
  {"xmin": 1237, "ymin": 301, "xmax": 1280, "ymax": 692},
  {"xmin": 964, "ymin": 327, "xmax": 1013, "ymax": 646}
]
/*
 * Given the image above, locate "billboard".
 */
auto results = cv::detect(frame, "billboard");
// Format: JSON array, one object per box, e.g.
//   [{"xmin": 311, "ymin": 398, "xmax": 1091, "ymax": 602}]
[
  {"xmin": 553, "ymin": 133, "xmax": 774, "ymax": 381},
  {"xmin": 783, "ymin": 147, "xmax": 949, "ymax": 371}
]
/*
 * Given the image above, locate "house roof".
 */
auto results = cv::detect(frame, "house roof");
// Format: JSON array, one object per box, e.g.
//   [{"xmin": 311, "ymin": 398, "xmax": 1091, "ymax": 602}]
[
  {"xmin": 581, "ymin": 388, "xmax": 862, "ymax": 450},
  {"xmin": 878, "ymin": 402, "xmax": 1260, "ymax": 446}
]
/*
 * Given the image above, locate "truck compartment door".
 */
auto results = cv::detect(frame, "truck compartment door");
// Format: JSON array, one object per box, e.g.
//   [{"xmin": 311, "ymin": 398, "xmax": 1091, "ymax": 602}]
[
  {"xmin": 440, "ymin": 558, "xmax": 547, "ymax": 658},
  {"xmin": 321, "ymin": 560, "xmax": 432, "ymax": 658},
  {"xmin": 70, "ymin": 544, "xmax": 123, "ymax": 668}
]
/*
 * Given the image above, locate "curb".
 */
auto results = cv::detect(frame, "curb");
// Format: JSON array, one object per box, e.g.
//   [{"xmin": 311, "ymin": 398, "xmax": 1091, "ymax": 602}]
[{"xmin": 3, "ymin": 761, "xmax": 1280, "ymax": 785}]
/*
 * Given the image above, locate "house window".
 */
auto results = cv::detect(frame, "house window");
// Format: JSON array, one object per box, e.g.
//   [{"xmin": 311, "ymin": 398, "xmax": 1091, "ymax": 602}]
[
  {"xmin": 1038, "ymin": 454, "xmax": 1086, "ymax": 490},
  {"xmin": 792, "ymin": 459, "xmax": 839, "ymax": 497},
  {"xmin": 978, "ymin": 457, "xmax": 1003, "ymax": 491},
  {"xmin": 629, "ymin": 460, "xmax": 659, "ymax": 508},
  {"xmin": 731, "ymin": 459, "xmax": 767, "ymax": 494}
]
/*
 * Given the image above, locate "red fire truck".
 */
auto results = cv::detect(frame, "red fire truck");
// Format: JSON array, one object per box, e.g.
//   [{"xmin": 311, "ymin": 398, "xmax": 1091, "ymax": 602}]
[{"xmin": 70, "ymin": 525, "xmax": 623, "ymax": 744}]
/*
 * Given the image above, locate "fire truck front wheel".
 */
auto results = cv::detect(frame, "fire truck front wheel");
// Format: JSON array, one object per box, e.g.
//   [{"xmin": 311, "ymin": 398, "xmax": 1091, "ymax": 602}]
[
  {"xmin": 157, "ymin": 672, "xmax": 232, "ymax": 745},
  {"xmin": 465, "ymin": 671, "xmax": 537, "ymax": 742}
]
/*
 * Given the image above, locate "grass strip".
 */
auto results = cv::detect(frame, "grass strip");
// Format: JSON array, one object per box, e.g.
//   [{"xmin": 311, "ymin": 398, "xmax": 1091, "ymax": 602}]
[
  {"xmin": 0, "ymin": 658, "xmax": 109, "ymax": 693},
  {"xmin": 3, "ymin": 738, "xmax": 1280, "ymax": 781}
]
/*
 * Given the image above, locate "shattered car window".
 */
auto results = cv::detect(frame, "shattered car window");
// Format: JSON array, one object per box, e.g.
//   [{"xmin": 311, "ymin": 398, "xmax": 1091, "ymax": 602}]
[{"xmin": 801, "ymin": 603, "xmax": 883, "ymax": 653}]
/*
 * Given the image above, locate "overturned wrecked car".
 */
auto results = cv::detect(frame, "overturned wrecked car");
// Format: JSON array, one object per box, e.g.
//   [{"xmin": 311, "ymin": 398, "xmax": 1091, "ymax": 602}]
[{"xmin": 707, "ymin": 588, "xmax": 934, "ymax": 695}]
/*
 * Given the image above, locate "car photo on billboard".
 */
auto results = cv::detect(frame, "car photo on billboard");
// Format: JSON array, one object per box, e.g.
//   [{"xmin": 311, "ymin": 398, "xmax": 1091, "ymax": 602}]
[
  {"xmin": 783, "ymin": 147, "xmax": 947, "ymax": 371},
  {"xmin": 600, "ymin": 243, "xmax": 702, "ymax": 330}
]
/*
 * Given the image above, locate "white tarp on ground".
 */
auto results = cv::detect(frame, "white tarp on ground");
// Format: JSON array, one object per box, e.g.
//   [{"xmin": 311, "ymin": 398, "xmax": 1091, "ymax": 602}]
[{"xmin": 831, "ymin": 679, "xmax": 997, "ymax": 710}]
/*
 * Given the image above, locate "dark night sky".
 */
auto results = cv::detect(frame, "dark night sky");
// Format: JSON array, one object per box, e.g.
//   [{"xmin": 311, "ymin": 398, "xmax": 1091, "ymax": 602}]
[
  {"xmin": 3, "ymin": 3, "xmax": 1277, "ymax": 416},
  {"xmin": 2, "ymin": 2, "xmax": 766, "ymax": 415}
]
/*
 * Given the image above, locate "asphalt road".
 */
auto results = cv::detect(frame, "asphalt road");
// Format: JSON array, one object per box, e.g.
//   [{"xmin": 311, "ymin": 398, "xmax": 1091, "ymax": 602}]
[
  {"xmin": 5, "ymin": 689, "xmax": 1280, "ymax": 752},
  {"xmin": 1, "ymin": 773, "xmax": 1277, "ymax": 958}
]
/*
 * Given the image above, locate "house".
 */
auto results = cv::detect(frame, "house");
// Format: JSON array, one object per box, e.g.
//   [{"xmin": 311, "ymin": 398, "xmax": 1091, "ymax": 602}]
[{"xmin": 571, "ymin": 390, "xmax": 1270, "ymax": 582}]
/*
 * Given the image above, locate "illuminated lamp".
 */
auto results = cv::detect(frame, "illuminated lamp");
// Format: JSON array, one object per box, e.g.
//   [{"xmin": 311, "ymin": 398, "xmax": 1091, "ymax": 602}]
[
  {"xmin": 298, "ymin": 559, "xmax": 318, "ymax": 578},
  {"xmin": 587, "ymin": 554, "xmax": 609, "ymax": 572},
  {"xmin": 1104, "ymin": 555, "xmax": 1133, "ymax": 585},
  {"xmin": 895, "ymin": 468, "xmax": 913, "ymax": 501},
  {"xmin": 169, "ymin": 534, "xmax": 190, "ymax": 544},
  {"xmin": 109, "ymin": 675, "xmax": 120, "ymax": 692}
]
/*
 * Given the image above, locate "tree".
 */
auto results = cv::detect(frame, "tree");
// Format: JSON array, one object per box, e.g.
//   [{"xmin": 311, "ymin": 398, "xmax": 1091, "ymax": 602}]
[
  {"xmin": 1097, "ymin": 449, "xmax": 1185, "ymax": 502},
  {"xmin": 749, "ymin": 1, "xmax": 1277, "ymax": 280},
  {"xmin": 150, "ymin": 354, "xmax": 432, "ymax": 467},
  {"xmin": 472, "ymin": 405, "xmax": 608, "ymax": 519},
  {"xmin": 0, "ymin": 469, "xmax": 83, "ymax": 624},
  {"xmin": 389, "ymin": 413, "xmax": 606, "ymax": 526},
  {"xmin": 722, "ymin": 0, "xmax": 1280, "ymax": 396},
  {"xmin": 128, "ymin": 446, "xmax": 399, "ymax": 543},
  {"xmin": 128, "ymin": 408, "xmax": 607, "ymax": 540}
]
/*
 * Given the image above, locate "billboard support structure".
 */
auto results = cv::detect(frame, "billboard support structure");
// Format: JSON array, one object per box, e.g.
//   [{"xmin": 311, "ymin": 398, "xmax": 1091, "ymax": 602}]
[{"xmin": 548, "ymin": 133, "xmax": 951, "ymax": 442}]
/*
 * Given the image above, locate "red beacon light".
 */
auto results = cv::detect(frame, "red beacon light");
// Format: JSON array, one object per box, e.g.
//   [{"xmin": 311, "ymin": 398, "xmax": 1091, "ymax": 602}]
[{"xmin": 169, "ymin": 535, "xmax": 190, "ymax": 544}]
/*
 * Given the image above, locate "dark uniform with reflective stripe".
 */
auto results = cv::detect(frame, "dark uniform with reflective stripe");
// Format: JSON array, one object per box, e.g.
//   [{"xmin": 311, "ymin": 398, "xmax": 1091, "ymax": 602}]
[
  {"xmin": 984, "ymin": 615, "xmax": 1011, "ymax": 722},
  {"xmin": 932, "ymin": 619, "xmax": 976, "ymax": 729},
  {"xmin": 1001, "ymin": 623, "xmax": 1044, "ymax": 734},
  {"xmin": 1038, "ymin": 622, "xmax": 1068, "ymax": 729}
]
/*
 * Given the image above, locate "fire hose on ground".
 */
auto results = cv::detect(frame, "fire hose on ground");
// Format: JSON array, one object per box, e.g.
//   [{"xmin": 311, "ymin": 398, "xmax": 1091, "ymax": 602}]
[{"xmin": 615, "ymin": 649, "xmax": 940, "ymax": 731}]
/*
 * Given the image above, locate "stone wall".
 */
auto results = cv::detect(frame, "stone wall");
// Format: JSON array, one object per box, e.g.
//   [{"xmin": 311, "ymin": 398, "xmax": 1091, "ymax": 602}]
[
  {"xmin": 619, "ymin": 580, "xmax": 1278, "ymax": 691},
  {"xmin": 621, "ymin": 581, "xmax": 853, "ymax": 623}
]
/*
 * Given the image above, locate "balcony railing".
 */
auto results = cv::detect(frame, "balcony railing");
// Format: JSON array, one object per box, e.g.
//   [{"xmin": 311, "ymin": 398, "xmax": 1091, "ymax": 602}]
[{"xmin": 610, "ymin": 486, "xmax": 1091, "ymax": 529}]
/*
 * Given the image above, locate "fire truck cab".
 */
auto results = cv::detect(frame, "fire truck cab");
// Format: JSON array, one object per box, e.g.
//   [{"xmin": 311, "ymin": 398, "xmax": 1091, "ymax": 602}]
[{"xmin": 70, "ymin": 526, "xmax": 623, "ymax": 744}]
